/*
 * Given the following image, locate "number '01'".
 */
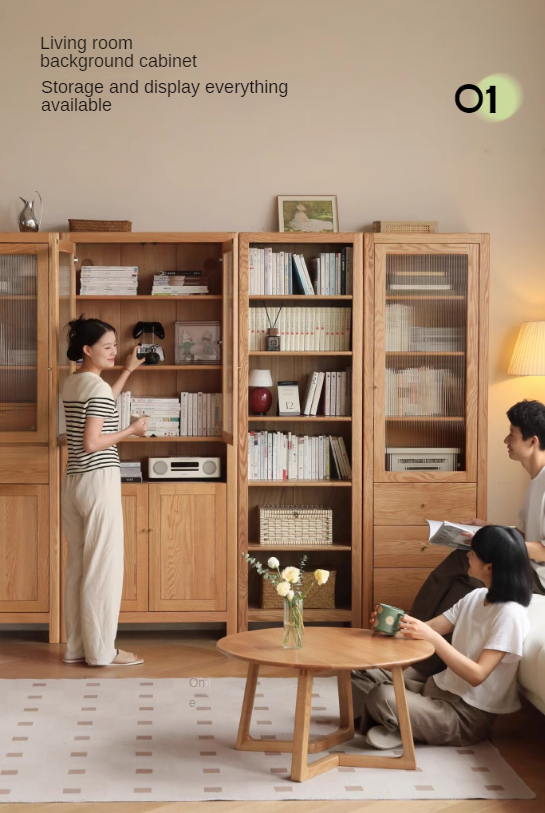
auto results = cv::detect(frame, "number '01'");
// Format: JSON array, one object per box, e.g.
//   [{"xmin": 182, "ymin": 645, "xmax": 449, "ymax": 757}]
[{"xmin": 455, "ymin": 84, "xmax": 496, "ymax": 113}]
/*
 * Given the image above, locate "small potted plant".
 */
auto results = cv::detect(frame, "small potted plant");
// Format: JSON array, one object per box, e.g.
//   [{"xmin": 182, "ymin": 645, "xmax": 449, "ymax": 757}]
[{"xmin": 242, "ymin": 553, "xmax": 330, "ymax": 649}]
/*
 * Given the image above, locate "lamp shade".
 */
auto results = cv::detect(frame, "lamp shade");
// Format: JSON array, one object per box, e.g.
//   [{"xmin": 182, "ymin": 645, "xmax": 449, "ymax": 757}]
[
  {"xmin": 249, "ymin": 368, "xmax": 273, "ymax": 387},
  {"xmin": 508, "ymin": 321, "xmax": 545, "ymax": 375}
]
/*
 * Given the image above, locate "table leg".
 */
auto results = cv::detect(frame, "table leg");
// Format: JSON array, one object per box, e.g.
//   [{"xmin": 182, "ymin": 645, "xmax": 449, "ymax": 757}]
[
  {"xmin": 236, "ymin": 662, "xmax": 259, "ymax": 749},
  {"xmin": 290, "ymin": 670, "xmax": 341, "ymax": 782}
]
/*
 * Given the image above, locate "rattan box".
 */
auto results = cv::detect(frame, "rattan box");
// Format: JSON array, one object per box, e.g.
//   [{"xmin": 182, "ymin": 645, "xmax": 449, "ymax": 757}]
[
  {"xmin": 373, "ymin": 220, "xmax": 438, "ymax": 233},
  {"xmin": 68, "ymin": 219, "xmax": 132, "ymax": 232},
  {"xmin": 259, "ymin": 505, "xmax": 333, "ymax": 546},
  {"xmin": 261, "ymin": 570, "xmax": 336, "ymax": 609}
]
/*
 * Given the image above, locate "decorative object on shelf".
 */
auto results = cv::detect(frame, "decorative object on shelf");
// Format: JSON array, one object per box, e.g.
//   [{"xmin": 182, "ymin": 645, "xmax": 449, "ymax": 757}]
[
  {"xmin": 278, "ymin": 195, "xmax": 338, "ymax": 234},
  {"xmin": 68, "ymin": 219, "xmax": 132, "ymax": 232},
  {"xmin": 242, "ymin": 553, "xmax": 331, "ymax": 648},
  {"xmin": 264, "ymin": 302, "xmax": 282, "ymax": 351},
  {"xmin": 508, "ymin": 321, "xmax": 545, "ymax": 377},
  {"xmin": 175, "ymin": 321, "xmax": 221, "ymax": 364},
  {"xmin": 373, "ymin": 220, "xmax": 438, "ymax": 234},
  {"xmin": 18, "ymin": 191, "xmax": 43, "ymax": 232},
  {"xmin": 277, "ymin": 380, "xmax": 300, "ymax": 416},
  {"xmin": 133, "ymin": 321, "xmax": 166, "ymax": 365},
  {"xmin": 259, "ymin": 505, "xmax": 333, "ymax": 546},
  {"xmin": 248, "ymin": 368, "xmax": 273, "ymax": 415}
]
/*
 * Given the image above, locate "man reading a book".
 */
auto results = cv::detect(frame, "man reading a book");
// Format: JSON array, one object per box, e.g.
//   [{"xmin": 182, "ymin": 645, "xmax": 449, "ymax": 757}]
[{"xmin": 411, "ymin": 399, "xmax": 545, "ymax": 676}]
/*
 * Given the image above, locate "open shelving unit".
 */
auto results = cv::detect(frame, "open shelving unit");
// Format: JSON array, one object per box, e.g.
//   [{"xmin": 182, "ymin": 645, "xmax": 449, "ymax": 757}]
[{"xmin": 237, "ymin": 232, "xmax": 363, "ymax": 630}]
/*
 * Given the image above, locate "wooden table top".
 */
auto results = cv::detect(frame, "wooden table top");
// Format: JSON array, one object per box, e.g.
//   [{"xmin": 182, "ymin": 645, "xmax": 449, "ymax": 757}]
[{"xmin": 217, "ymin": 627, "xmax": 434, "ymax": 671}]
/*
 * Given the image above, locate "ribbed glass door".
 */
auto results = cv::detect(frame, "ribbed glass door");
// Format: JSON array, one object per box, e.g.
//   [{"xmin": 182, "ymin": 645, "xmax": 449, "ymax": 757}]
[
  {"xmin": 374, "ymin": 244, "xmax": 478, "ymax": 481},
  {"xmin": 0, "ymin": 244, "xmax": 49, "ymax": 441}
]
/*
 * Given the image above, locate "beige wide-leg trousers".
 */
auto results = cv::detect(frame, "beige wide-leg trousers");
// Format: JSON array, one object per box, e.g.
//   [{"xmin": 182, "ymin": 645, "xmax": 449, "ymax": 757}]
[{"xmin": 61, "ymin": 467, "xmax": 124, "ymax": 666}]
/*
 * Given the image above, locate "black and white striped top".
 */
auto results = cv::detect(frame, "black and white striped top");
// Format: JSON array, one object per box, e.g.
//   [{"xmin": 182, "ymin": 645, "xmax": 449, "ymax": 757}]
[{"xmin": 62, "ymin": 372, "xmax": 120, "ymax": 475}]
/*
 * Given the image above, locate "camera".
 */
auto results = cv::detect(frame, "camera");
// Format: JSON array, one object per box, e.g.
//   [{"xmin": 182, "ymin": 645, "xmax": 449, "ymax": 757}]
[{"xmin": 133, "ymin": 321, "xmax": 166, "ymax": 366}]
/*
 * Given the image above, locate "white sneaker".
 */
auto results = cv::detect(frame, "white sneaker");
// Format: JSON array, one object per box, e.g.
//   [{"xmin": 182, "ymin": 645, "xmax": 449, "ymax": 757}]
[{"xmin": 366, "ymin": 725, "xmax": 403, "ymax": 750}]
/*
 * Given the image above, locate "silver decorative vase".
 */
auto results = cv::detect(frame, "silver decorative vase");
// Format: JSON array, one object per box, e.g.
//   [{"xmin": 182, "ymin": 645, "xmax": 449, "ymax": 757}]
[{"xmin": 18, "ymin": 191, "xmax": 43, "ymax": 232}]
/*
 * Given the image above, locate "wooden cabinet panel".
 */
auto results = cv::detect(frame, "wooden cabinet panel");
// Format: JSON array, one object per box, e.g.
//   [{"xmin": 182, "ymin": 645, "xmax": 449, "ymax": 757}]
[
  {"xmin": 374, "ymin": 483, "xmax": 476, "ymax": 525},
  {"xmin": 0, "ymin": 445, "xmax": 49, "ymax": 483},
  {"xmin": 149, "ymin": 482, "xmax": 227, "ymax": 612},
  {"xmin": 373, "ymin": 568, "xmax": 432, "ymax": 612},
  {"xmin": 374, "ymin": 526, "xmax": 452, "ymax": 568},
  {"xmin": 0, "ymin": 485, "xmax": 49, "ymax": 611},
  {"xmin": 120, "ymin": 483, "xmax": 148, "ymax": 613}
]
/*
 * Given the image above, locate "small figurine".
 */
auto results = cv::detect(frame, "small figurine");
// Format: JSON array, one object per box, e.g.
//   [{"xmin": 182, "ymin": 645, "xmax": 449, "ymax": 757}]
[{"xmin": 180, "ymin": 330, "xmax": 195, "ymax": 362}]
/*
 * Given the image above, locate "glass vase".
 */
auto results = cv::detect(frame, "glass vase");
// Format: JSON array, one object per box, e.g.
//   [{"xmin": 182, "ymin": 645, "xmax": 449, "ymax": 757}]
[{"xmin": 283, "ymin": 598, "xmax": 304, "ymax": 649}]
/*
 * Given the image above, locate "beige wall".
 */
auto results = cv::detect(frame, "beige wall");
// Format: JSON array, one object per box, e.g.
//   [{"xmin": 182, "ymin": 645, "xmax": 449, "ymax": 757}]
[{"xmin": 1, "ymin": 0, "xmax": 544, "ymax": 522}]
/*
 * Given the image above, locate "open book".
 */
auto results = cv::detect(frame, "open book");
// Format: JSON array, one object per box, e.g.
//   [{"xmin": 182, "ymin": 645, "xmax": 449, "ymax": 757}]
[{"xmin": 426, "ymin": 520, "xmax": 477, "ymax": 550}]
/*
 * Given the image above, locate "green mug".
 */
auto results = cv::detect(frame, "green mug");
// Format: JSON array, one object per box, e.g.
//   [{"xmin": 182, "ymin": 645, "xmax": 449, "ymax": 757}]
[{"xmin": 373, "ymin": 603, "xmax": 405, "ymax": 635}]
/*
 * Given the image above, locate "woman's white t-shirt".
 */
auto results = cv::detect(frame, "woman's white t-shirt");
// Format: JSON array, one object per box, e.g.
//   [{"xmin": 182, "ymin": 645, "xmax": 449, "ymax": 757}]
[
  {"xmin": 62, "ymin": 372, "xmax": 119, "ymax": 475},
  {"xmin": 433, "ymin": 588, "xmax": 529, "ymax": 714}
]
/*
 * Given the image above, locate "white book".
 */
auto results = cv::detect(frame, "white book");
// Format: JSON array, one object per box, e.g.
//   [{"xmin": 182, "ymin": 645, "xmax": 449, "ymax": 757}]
[
  {"xmin": 310, "ymin": 372, "xmax": 325, "ymax": 416},
  {"xmin": 298, "ymin": 255, "xmax": 315, "ymax": 295},
  {"xmin": 346, "ymin": 246, "xmax": 353, "ymax": 295},
  {"xmin": 249, "ymin": 247, "xmax": 256, "ymax": 294},
  {"xmin": 271, "ymin": 252, "xmax": 277, "ymax": 296},
  {"xmin": 324, "ymin": 309, "xmax": 331, "ymax": 351},
  {"xmin": 259, "ymin": 249, "xmax": 265, "ymax": 295},
  {"xmin": 336, "ymin": 371, "xmax": 342, "ymax": 415},
  {"xmin": 329, "ymin": 436, "xmax": 342, "ymax": 479},
  {"xmin": 340, "ymin": 371, "xmax": 347, "ymax": 416},
  {"xmin": 192, "ymin": 394, "xmax": 198, "ymax": 436},
  {"xmin": 180, "ymin": 392, "xmax": 188, "ymax": 435},
  {"xmin": 302, "ymin": 371, "xmax": 319, "ymax": 415},
  {"xmin": 320, "ymin": 254, "xmax": 327, "ymax": 295},
  {"xmin": 318, "ymin": 435, "xmax": 325, "ymax": 480},
  {"xmin": 330, "ymin": 370, "xmax": 337, "ymax": 416},
  {"xmin": 344, "ymin": 308, "xmax": 351, "ymax": 351},
  {"xmin": 310, "ymin": 436, "xmax": 316, "ymax": 480},
  {"xmin": 249, "ymin": 308, "xmax": 256, "ymax": 351},
  {"xmin": 335, "ymin": 252, "xmax": 341, "ymax": 294},
  {"xmin": 324, "ymin": 372, "xmax": 331, "ymax": 416},
  {"xmin": 289, "ymin": 307, "xmax": 295, "ymax": 351},
  {"xmin": 279, "ymin": 308, "xmax": 287, "ymax": 351},
  {"xmin": 337, "ymin": 436, "xmax": 352, "ymax": 478},
  {"xmin": 267, "ymin": 433, "xmax": 273, "ymax": 480},
  {"xmin": 297, "ymin": 436, "xmax": 305, "ymax": 480}
]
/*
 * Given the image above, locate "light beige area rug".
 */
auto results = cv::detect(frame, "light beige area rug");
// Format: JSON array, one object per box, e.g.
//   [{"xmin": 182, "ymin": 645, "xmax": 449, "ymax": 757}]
[{"xmin": 0, "ymin": 677, "xmax": 535, "ymax": 802}]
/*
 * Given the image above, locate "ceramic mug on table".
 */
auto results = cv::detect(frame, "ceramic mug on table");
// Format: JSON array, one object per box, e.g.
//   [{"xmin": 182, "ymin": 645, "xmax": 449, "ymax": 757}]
[{"xmin": 373, "ymin": 603, "xmax": 405, "ymax": 635}]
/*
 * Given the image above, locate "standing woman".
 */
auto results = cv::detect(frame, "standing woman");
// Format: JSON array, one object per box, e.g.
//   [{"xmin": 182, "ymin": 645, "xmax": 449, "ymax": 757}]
[{"xmin": 61, "ymin": 316, "xmax": 148, "ymax": 666}]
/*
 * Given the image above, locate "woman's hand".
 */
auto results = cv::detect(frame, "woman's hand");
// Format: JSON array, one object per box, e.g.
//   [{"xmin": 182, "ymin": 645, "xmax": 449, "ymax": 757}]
[
  {"xmin": 398, "ymin": 613, "xmax": 438, "ymax": 644},
  {"xmin": 124, "ymin": 345, "xmax": 147, "ymax": 373},
  {"xmin": 129, "ymin": 416, "xmax": 148, "ymax": 437},
  {"xmin": 369, "ymin": 605, "xmax": 379, "ymax": 630}
]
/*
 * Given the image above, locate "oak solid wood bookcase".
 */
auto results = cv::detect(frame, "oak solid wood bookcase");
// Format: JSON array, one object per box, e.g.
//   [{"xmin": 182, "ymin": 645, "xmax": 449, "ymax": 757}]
[
  {"xmin": 362, "ymin": 233, "xmax": 489, "ymax": 625},
  {"xmin": 237, "ymin": 233, "xmax": 363, "ymax": 630},
  {"xmin": 57, "ymin": 233, "xmax": 238, "ymax": 638}
]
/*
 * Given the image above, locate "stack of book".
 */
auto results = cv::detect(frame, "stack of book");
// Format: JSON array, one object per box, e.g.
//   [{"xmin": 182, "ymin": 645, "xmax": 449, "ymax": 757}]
[
  {"xmin": 130, "ymin": 397, "xmax": 181, "ymax": 437},
  {"xmin": 79, "ymin": 266, "xmax": 139, "ymax": 296},
  {"xmin": 151, "ymin": 271, "xmax": 209, "ymax": 296},
  {"xmin": 386, "ymin": 304, "xmax": 464, "ymax": 351},
  {"xmin": 120, "ymin": 460, "xmax": 143, "ymax": 482},
  {"xmin": 248, "ymin": 248, "xmax": 353, "ymax": 295},
  {"xmin": 301, "ymin": 370, "xmax": 351, "ymax": 416},
  {"xmin": 249, "ymin": 306, "xmax": 351, "ymax": 351},
  {"xmin": 248, "ymin": 432, "xmax": 351, "ymax": 480},
  {"xmin": 385, "ymin": 367, "xmax": 463, "ymax": 416},
  {"xmin": 5, "ymin": 349, "xmax": 37, "ymax": 366},
  {"xmin": 116, "ymin": 391, "xmax": 132, "ymax": 430},
  {"xmin": 180, "ymin": 392, "xmax": 222, "ymax": 436}
]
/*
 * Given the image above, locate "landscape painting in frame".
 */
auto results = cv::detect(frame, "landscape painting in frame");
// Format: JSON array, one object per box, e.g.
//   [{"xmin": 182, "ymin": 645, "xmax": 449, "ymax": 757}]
[{"xmin": 278, "ymin": 195, "xmax": 339, "ymax": 233}]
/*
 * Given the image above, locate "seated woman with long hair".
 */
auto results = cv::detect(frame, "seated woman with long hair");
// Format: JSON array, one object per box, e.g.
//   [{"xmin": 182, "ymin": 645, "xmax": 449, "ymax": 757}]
[{"xmin": 352, "ymin": 526, "xmax": 532, "ymax": 749}]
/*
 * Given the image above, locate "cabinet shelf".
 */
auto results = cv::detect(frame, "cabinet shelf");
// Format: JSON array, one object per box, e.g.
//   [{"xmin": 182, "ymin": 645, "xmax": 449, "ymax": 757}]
[
  {"xmin": 248, "ymin": 607, "xmax": 352, "ymax": 622},
  {"xmin": 0, "ymin": 366, "xmax": 37, "ymax": 370},
  {"xmin": 248, "ymin": 415, "xmax": 351, "ymax": 422},
  {"xmin": 76, "ymin": 295, "xmax": 222, "ymax": 301},
  {"xmin": 0, "ymin": 295, "xmax": 37, "ymax": 300},
  {"xmin": 385, "ymin": 416, "xmax": 465, "ymax": 422},
  {"xmin": 249, "ymin": 480, "xmax": 352, "ymax": 487},
  {"xmin": 250, "ymin": 351, "xmax": 352, "ymax": 357},
  {"xmin": 121, "ymin": 435, "xmax": 222, "ymax": 442},
  {"xmin": 385, "ymin": 295, "xmax": 466, "ymax": 301},
  {"xmin": 385, "ymin": 351, "xmax": 465, "ymax": 357},
  {"xmin": 248, "ymin": 543, "xmax": 351, "ymax": 552},
  {"xmin": 249, "ymin": 295, "xmax": 352, "ymax": 301}
]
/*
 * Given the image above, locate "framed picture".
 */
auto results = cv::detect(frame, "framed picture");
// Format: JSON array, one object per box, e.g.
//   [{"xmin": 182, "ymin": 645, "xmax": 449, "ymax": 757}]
[
  {"xmin": 278, "ymin": 195, "xmax": 339, "ymax": 234},
  {"xmin": 277, "ymin": 380, "xmax": 301, "ymax": 416},
  {"xmin": 175, "ymin": 320, "xmax": 221, "ymax": 365}
]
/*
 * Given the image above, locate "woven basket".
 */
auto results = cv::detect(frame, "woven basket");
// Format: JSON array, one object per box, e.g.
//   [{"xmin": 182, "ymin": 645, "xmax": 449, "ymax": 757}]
[
  {"xmin": 259, "ymin": 505, "xmax": 333, "ymax": 546},
  {"xmin": 261, "ymin": 571, "xmax": 336, "ymax": 609},
  {"xmin": 68, "ymin": 219, "xmax": 132, "ymax": 232}
]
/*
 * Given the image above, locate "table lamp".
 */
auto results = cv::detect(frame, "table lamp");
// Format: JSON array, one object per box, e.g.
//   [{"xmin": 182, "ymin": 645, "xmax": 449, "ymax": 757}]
[
  {"xmin": 508, "ymin": 322, "xmax": 545, "ymax": 377},
  {"xmin": 249, "ymin": 368, "xmax": 273, "ymax": 415}
]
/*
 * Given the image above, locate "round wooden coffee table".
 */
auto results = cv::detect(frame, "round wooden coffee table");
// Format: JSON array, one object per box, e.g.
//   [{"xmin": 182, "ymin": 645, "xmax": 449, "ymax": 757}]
[{"xmin": 217, "ymin": 627, "xmax": 434, "ymax": 782}]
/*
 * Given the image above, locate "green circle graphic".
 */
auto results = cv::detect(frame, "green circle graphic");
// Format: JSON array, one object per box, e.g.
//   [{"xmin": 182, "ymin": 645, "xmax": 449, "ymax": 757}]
[{"xmin": 477, "ymin": 73, "xmax": 522, "ymax": 121}]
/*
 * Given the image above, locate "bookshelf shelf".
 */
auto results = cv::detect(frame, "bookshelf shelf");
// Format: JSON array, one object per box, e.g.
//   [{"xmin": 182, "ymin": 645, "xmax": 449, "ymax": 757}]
[
  {"xmin": 385, "ymin": 416, "xmax": 465, "ymax": 422},
  {"xmin": 385, "ymin": 351, "xmax": 465, "ymax": 357},
  {"xmin": 385, "ymin": 295, "xmax": 466, "ymax": 301},
  {"xmin": 239, "ymin": 232, "xmax": 363, "ymax": 632},
  {"xmin": 0, "ymin": 295, "xmax": 37, "ymax": 301},
  {"xmin": 120, "ymin": 436, "xmax": 222, "ymax": 442},
  {"xmin": 0, "ymin": 366, "xmax": 37, "ymax": 370},
  {"xmin": 76, "ymin": 295, "xmax": 222, "ymax": 301}
]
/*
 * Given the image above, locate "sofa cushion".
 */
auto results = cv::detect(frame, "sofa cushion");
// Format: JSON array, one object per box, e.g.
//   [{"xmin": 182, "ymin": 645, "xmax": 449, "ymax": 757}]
[{"xmin": 519, "ymin": 594, "xmax": 545, "ymax": 714}]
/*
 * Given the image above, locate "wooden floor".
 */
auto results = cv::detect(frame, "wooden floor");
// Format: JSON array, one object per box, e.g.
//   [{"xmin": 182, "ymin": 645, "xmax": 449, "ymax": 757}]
[{"xmin": 1, "ymin": 628, "xmax": 544, "ymax": 813}]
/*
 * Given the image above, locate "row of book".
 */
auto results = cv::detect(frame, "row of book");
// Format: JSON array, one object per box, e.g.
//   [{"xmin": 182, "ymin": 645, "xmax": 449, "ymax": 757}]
[
  {"xmin": 249, "ymin": 307, "xmax": 351, "ymax": 352},
  {"xmin": 151, "ymin": 271, "xmax": 210, "ymax": 296},
  {"xmin": 386, "ymin": 304, "xmax": 464, "ymax": 351},
  {"xmin": 300, "ymin": 370, "xmax": 351, "ymax": 416},
  {"xmin": 120, "ymin": 460, "xmax": 143, "ymax": 482},
  {"xmin": 180, "ymin": 392, "xmax": 222, "ymax": 436},
  {"xmin": 116, "ymin": 394, "xmax": 181, "ymax": 437},
  {"xmin": 385, "ymin": 367, "xmax": 464, "ymax": 417},
  {"xmin": 80, "ymin": 266, "xmax": 139, "ymax": 296},
  {"xmin": 248, "ymin": 432, "xmax": 352, "ymax": 481},
  {"xmin": 249, "ymin": 247, "xmax": 353, "ymax": 296}
]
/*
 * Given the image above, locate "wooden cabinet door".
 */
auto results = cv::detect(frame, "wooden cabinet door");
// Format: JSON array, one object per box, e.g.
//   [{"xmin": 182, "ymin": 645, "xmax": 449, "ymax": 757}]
[
  {"xmin": 149, "ymin": 482, "xmax": 227, "ymax": 611},
  {"xmin": 120, "ymin": 483, "xmax": 149, "ymax": 612},
  {"xmin": 0, "ymin": 485, "xmax": 49, "ymax": 611},
  {"xmin": 222, "ymin": 238, "xmax": 237, "ymax": 444}
]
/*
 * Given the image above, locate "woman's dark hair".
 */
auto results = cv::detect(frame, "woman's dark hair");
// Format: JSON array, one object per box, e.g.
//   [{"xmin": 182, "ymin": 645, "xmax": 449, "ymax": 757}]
[
  {"xmin": 66, "ymin": 315, "xmax": 116, "ymax": 362},
  {"xmin": 471, "ymin": 525, "xmax": 532, "ymax": 606}
]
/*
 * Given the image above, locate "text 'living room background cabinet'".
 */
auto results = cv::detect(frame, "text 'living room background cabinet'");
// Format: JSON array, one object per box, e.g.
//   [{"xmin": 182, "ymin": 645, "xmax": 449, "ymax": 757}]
[
  {"xmin": 363, "ymin": 233, "xmax": 489, "ymax": 624},
  {"xmin": 58, "ymin": 233, "xmax": 237, "ymax": 640}
]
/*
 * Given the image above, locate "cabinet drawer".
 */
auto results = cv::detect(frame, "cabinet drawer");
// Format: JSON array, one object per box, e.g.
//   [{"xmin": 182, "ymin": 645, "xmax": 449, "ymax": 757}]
[
  {"xmin": 0, "ymin": 446, "xmax": 49, "ymax": 483},
  {"xmin": 374, "ymin": 526, "xmax": 452, "ymax": 568},
  {"xmin": 373, "ymin": 568, "xmax": 432, "ymax": 612},
  {"xmin": 374, "ymin": 483, "xmax": 476, "ymax": 525}
]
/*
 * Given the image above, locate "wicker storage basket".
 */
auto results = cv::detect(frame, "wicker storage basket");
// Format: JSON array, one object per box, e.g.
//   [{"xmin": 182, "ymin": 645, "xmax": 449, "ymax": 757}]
[
  {"xmin": 68, "ymin": 219, "xmax": 132, "ymax": 232},
  {"xmin": 373, "ymin": 220, "xmax": 438, "ymax": 234},
  {"xmin": 261, "ymin": 571, "xmax": 336, "ymax": 609},
  {"xmin": 259, "ymin": 505, "xmax": 333, "ymax": 546}
]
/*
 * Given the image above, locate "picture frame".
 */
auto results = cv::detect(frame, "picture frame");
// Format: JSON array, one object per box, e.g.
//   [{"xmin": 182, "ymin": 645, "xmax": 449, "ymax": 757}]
[
  {"xmin": 278, "ymin": 195, "xmax": 339, "ymax": 234},
  {"xmin": 277, "ymin": 380, "xmax": 301, "ymax": 416},
  {"xmin": 175, "ymin": 320, "xmax": 221, "ymax": 365}
]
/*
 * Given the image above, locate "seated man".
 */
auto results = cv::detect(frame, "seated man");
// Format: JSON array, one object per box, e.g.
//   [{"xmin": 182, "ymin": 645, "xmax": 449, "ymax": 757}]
[{"xmin": 410, "ymin": 399, "xmax": 545, "ymax": 676}]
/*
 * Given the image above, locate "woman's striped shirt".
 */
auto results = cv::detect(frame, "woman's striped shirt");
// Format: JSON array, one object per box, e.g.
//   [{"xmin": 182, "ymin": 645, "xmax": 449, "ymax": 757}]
[{"xmin": 62, "ymin": 372, "xmax": 120, "ymax": 475}]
